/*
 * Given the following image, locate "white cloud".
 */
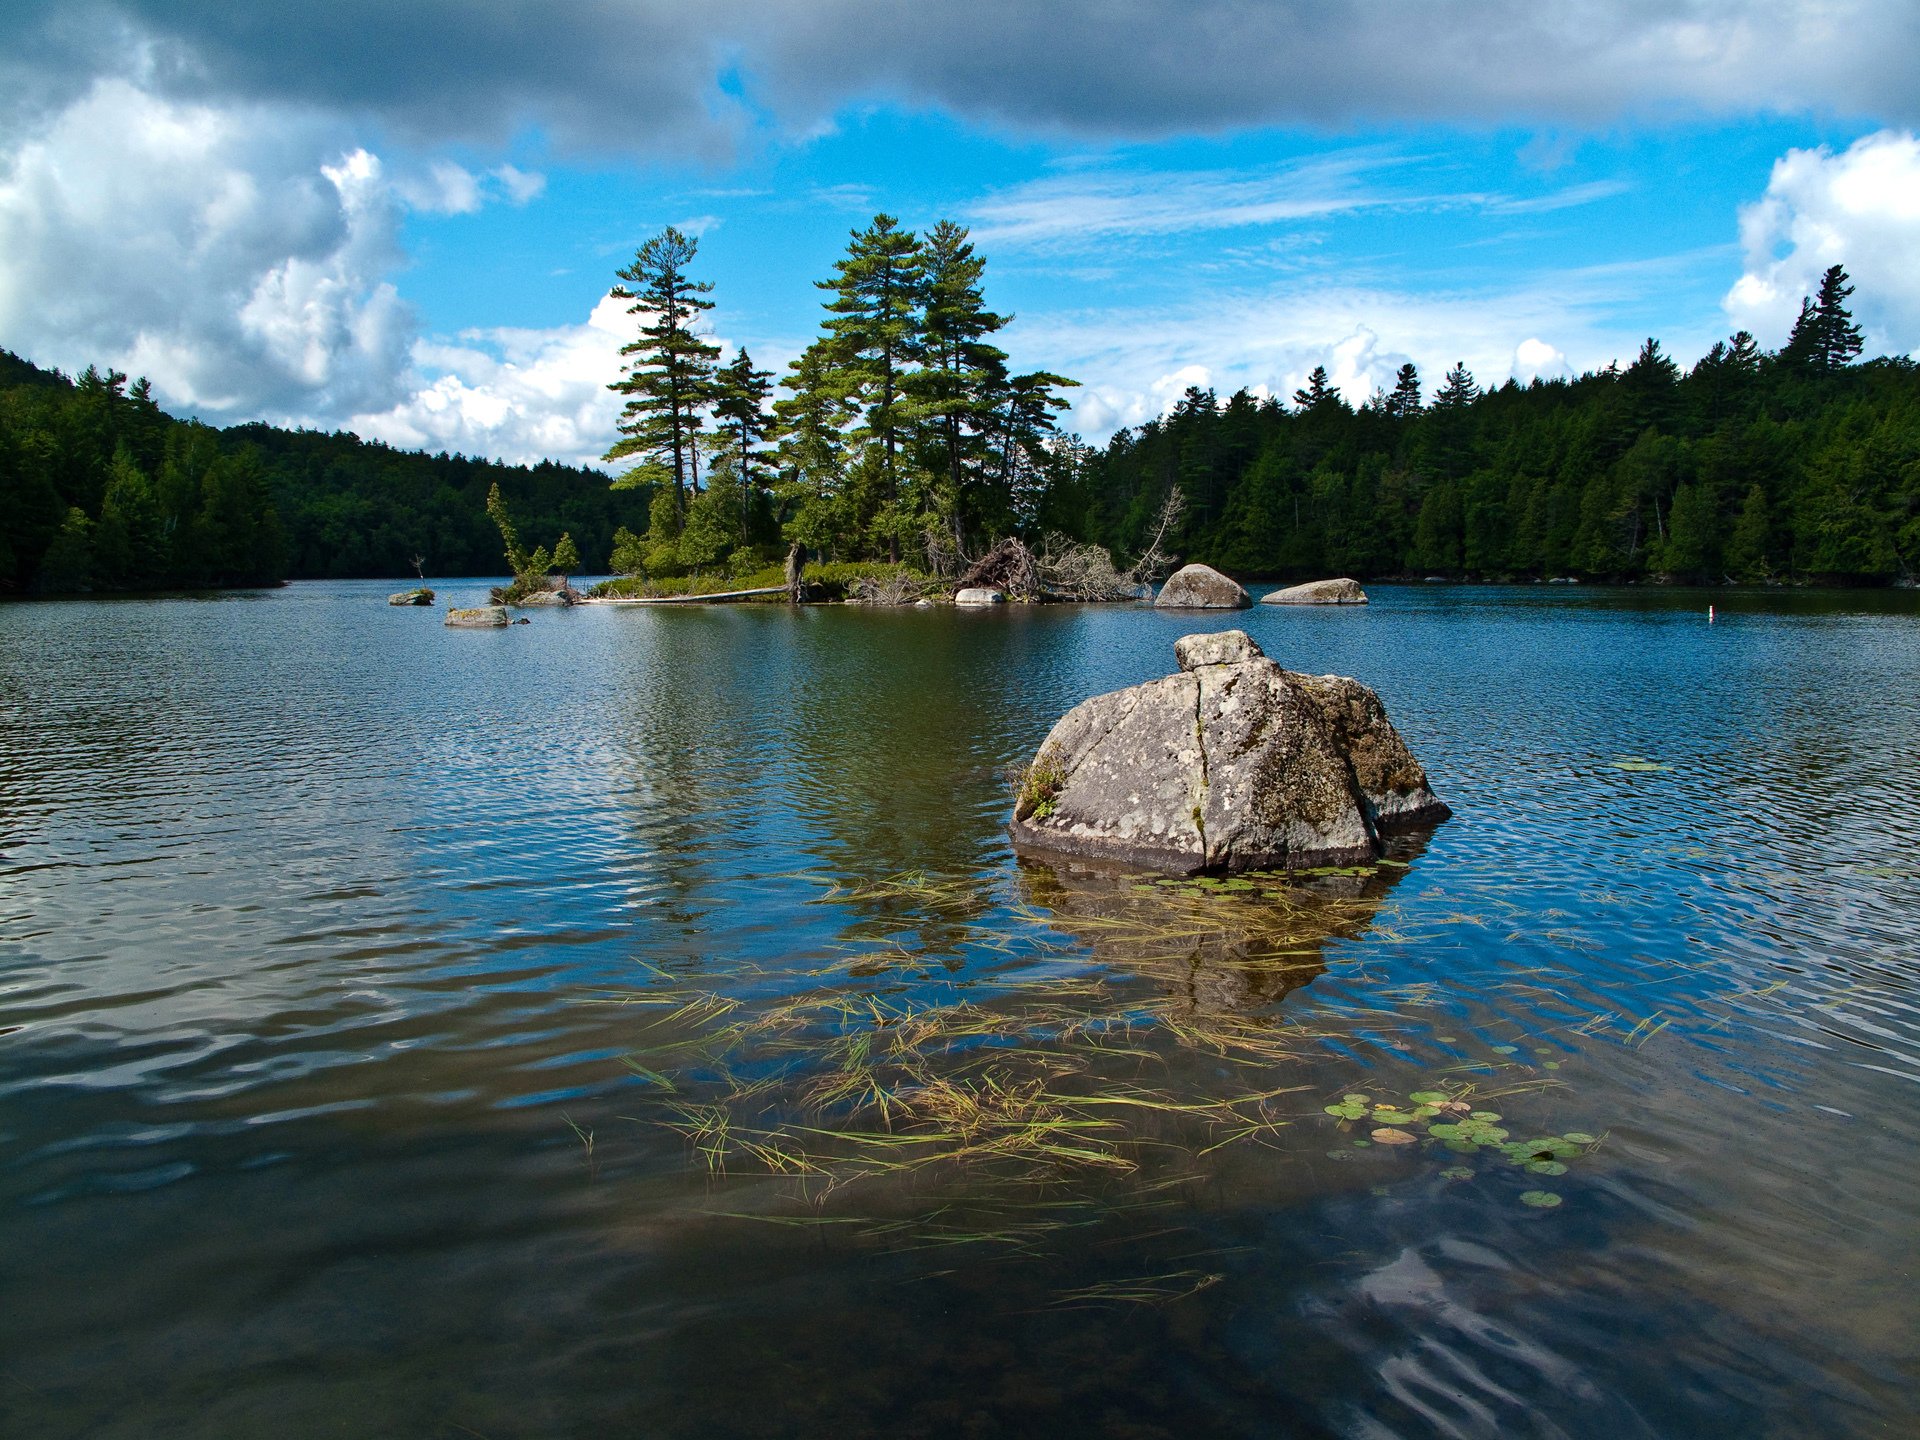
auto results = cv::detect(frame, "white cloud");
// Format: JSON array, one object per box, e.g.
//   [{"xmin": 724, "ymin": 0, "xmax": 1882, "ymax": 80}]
[
  {"xmin": 1511, "ymin": 337, "xmax": 1574, "ymax": 382},
  {"xmin": 347, "ymin": 294, "xmax": 631, "ymax": 469},
  {"xmin": 1724, "ymin": 129, "xmax": 1920, "ymax": 353},
  {"xmin": 491, "ymin": 163, "xmax": 546, "ymax": 206},
  {"xmin": 393, "ymin": 159, "xmax": 483, "ymax": 214},
  {"xmin": 0, "ymin": 80, "xmax": 412, "ymax": 418}
]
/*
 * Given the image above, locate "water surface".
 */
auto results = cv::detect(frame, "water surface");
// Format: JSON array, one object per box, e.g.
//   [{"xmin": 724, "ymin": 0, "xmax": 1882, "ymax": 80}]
[{"xmin": 2, "ymin": 581, "xmax": 1917, "ymax": 1438}]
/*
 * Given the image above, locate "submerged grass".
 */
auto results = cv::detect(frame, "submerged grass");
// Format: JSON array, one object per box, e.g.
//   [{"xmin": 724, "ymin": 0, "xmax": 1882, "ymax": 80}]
[{"xmin": 606, "ymin": 859, "xmax": 1631, "ymax": 1278}]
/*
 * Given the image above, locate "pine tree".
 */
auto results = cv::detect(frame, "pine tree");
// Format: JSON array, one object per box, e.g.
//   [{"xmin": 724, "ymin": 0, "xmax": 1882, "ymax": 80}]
[
  {"xmin": 909, "ymin": 220, "xmax": 1009, "ymax": 546},
  {"xmin": 552, "ymin": 532, "xmax": 580, "ymax": 583},
  {"xmin": 771, "ymin": 341, "xmax": 858, "ymax": 555},
  {"xmin": 1433, "ymin": 362, "xmax": 1479, "ymax": 410},
  {"xmin": 1725, "ymin": 484, "xmax": 1772, "ymax": 581},
  {"xmin": 1292, "ymin": 366, "xmax": 1341, "ymax": 412},
  {"xmin": 712, "ymin": 348, "xmax": 774, "ymax": 534},
  {"xmin": 606, "ymin": 227, "xmax": 720, "ymax": 505},
  {"xmin": 1386, "ymin": 363, "xmax": 1423, "ymax": 419},
  {"xmin": 485, "ymin": 482, "xmax": 527, "ymax": 574},
  {"xmin": 1810, "ymin": 264, "xmax": 1865, "ymax": 371},
  {"xmin": 819, "ymin": 214, "xmax": 924, "ymax": 558}
]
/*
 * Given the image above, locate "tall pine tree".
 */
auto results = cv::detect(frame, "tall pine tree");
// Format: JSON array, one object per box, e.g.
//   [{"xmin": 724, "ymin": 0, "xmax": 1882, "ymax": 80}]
[
  {"xmin": 606, "ymin": 227, "xmax": 720, "ymax": 506},
  {"xmin": 819, "ymin": 215, "xmax": 924, "ymax": 558}
]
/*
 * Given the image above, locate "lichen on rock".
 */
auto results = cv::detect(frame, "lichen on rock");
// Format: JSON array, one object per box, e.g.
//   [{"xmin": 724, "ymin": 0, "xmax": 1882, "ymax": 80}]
[{"xmin": 1010, "ymin": 629, "xmax": 1448, "ymax": 873}]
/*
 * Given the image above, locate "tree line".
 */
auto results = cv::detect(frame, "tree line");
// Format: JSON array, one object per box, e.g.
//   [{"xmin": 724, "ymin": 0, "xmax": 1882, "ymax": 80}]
[
  {"xmin": 4, "ymin": 251, "xmax": 1914, "ymax": 594},
  {"xmin": 0, "ymin": 348, "xmax": 644, "ymax": 594},
  {"xmin": 1039, "ymin": 266, "xmax": 1918, "ymax": 584}
]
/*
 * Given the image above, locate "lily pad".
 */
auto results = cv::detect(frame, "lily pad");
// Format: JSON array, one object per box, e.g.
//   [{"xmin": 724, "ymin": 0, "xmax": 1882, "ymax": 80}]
[
  {"xmin": 1610, "ymin": 758, "xmax": 1674, "ymax": 773},
  {"xmin": 1562, "ymin": 1131, "xmax": 1597, "ymax": 1145},
  {"xmin": 1371, "ymin": 1127, "xmax": 1417, "ymax": 1145},
  {"xmin": 1519, "ymin": 1190, "xmax": 1563, "ymax": 1208},
  {"xmin": 1439, "ymin": 1166, "xmax": 1474, "ymax": 1180},
  {"xmin": 1408, "ymin": 1091, "xmax": 1448, "ymax": 1105},
  {"xmin": 1525, "ymin": 1160, "xmax": 1569, "ymax": 1176},
  {"xmin": 1427, "ymin": 1123, "xmax": 1465, "ymax": 1140},
  {"xmin": 1444, "ymin": 1140, "xmax": 1481, "ymax": 1154},
  {"xmin": 1469, "ymin": 1111, "xmax": 1502, "ymax": 1123},
  {"xmin": 1491, "ymin": 1045, "xmax": 1518, "ymax": 1055}
]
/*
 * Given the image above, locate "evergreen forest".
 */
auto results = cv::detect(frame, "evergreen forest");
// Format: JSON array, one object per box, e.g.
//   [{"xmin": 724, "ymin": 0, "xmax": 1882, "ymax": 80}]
[{"xmin": 2, "ymin": 232, "xmax": 1916, "ymax": 594}]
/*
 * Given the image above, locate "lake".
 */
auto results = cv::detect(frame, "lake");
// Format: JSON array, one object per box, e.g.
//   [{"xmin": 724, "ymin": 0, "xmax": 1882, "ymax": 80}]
[{"xmin": 2, "ymin": 579, "xmax": 1917, "ymax": 1438}]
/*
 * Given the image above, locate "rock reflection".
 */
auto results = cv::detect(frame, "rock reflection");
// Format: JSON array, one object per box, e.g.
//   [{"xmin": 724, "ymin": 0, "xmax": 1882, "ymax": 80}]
[{"xmin": 1015, "ymin": 842, "xmax": 1424, "ymax": 1019}]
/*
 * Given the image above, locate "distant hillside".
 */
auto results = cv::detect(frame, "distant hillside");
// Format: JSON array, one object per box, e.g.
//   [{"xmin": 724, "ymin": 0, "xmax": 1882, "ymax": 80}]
[{"xmin": 0, "ymin": 349, "xmax": 648, "ymax": 594}]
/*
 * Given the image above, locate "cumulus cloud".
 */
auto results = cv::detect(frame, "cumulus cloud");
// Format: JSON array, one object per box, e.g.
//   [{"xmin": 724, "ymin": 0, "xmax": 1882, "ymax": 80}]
[
  {"xmin": 347, "ymin": 295, "xmax": 630, "ymax": 469},
  {"xmin": 1511, "ymin": 337, "xmax": 1574, "ymax": 382},
  {"xmin": 1723, "ymin": 129, "xmax": 1920, "ymax": 353},
  {"xmin": 3, "ymin": 2, "xmax": 1915, "ymax": 155},
  {"xmin": 0, "ymin": 79, "xmax": 412, "ymax": 418}
]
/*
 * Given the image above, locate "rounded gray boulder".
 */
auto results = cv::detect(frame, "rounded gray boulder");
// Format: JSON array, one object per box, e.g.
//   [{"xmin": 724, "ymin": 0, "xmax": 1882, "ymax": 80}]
[{"xmin": 1153, "ymin": 563, "xmax": 1251, "ymax": 609}]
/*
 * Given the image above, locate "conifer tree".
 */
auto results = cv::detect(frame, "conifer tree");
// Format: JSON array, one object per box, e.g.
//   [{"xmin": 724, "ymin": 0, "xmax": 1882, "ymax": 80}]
[
  {"xmin": 909, "ymin": 220, "xmax": 1009, "ymax": 545},
  {"xmin": 1433, "ymin": 362, "xmax": 1479, "ymax": 409},
  {"xmin": 1386, "ymin": 363, "xmax": 1423, "ymax": 419},
  {"xmin": 606, "ymin": 227, "xmax": 720, "ymax": 505},
  {"xmin": 1808, "ymin": 264, "xmax": 1865, "ymax": 371},
  {"xmin": 771, "ymin": 341, "xmax": 858, "ymax": 554},
  {"xmin": 712, "ymin": 348, "xmax": 774, "ymax": 533},
  {"xmin": 819, "ymin": 214, "xmax": 924, "ymax": 556},
  {"xmin": 1292, "ymin": 366, "xmax": 1341, "ymax": 412},
  {"xmin": 552, "ymin": 532, "xmax": 580, "ymax": 584}
]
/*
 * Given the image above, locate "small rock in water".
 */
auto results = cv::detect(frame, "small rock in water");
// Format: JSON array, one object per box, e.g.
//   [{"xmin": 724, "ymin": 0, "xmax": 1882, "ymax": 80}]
[
  {"xmin": 1010, "ymin": 629, "xmax": 1448, "ymax": 873},
  {"xmin": 954, "ymin": 587, "xmax": 1006, "ymax": 606},
  {"xmin": 1262, "ymin": 577, "xmax": 1367, "ymax": 606},
  {"xmin": 388, "ymin": 587, "xmax": 435, "ymax": 606},
  {"xmin": 445, "ymin": 605, "xmax": 510, "ymax": 628},
  {"xmin": 1153, "ymin": 563, "xmax": 1252, "ymax": 609}
]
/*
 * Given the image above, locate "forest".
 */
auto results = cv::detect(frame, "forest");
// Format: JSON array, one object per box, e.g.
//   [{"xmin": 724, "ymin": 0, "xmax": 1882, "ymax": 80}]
[
  {"xmin": 2, "ymin": 233, "xmax": 1915, "ymax": 594},
  {"xmin": 0, "ymin": 349, "xmax": 641, "ymax": 594},
  {"xmin": 1044, "ymin": 265, "xmax": 1920, "ymax": 585}
]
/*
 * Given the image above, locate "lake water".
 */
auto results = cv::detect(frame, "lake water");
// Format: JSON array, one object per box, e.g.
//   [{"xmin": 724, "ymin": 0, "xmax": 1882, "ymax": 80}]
[{"xmin": 2, "ymin": 579, "xmax": 1918, "ymax": 1438}]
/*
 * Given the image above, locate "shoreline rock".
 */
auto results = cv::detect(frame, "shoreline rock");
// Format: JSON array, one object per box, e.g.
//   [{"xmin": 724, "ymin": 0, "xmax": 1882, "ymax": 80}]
[
  {"xmin": 1010, "ymin": 629, "xmax": 1447, "ymax": 874},
  {"xmin": 954, "ymin": 587, "xmax": 1007, "ymax": 606},
  {"xmin": 1153, "ymin": 563, "xmax": 1251, "ymax": 610},
  {"xmin": 1262, "ymin": 577, "xmax": 1367, "ymax": 606}
]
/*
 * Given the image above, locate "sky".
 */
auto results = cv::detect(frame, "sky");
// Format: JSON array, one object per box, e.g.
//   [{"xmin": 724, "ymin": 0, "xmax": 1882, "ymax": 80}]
[{"xmin": 2, "ymin": 1, "xmax": 1918, "ymax": 469}]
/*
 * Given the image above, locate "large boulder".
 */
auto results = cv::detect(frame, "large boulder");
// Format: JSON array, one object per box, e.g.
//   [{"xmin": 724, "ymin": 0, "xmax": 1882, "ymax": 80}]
[
  {"xmin": 388, "ymin": 587, "xmax": 435, "ymax": 606},
  {"xmin": 1263, "ymin": 577, "xmax": 1367, "ymax": 606},
  {"xmin": 954, "ymin": 587, "xmax": 1006, "ymax": 606},
  {"xmin": 445, "ymin": 605, "xmax": 510, "ymax": 628},
  {"xmin": 1010, "ymin": 630, "xmax": 1448, "ymax": 873},
  {"xmin": 1154, "ymin": 563, "xmax": 1251, "ymax": 609}
]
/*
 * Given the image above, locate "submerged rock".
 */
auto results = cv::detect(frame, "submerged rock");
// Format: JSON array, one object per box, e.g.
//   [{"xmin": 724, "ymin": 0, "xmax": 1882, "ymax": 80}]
[
  {"xmin": 388, "ymin": 587, "xmax": 435, "ymax": 606},
  {"xmin": 1010, "ymin": 629, "xmax": 1447, "ymax": 873},
  {"xmin": 1262, "ymin": 577, "xmax": 1367, "ymax": 606},
  {"xmin": 1153, "ymin": 563, "xmax": 1251, "ymax": 609},
  {"xmin": 445, "ymin": 605, "xmax": 510, "ymax": 628},
  {"xmin": 954, "ymin": 587, "xmax": 1007, "ymax": 606}
]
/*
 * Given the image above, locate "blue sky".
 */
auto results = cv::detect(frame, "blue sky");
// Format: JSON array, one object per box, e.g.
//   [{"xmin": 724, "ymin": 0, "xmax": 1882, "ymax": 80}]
[{"xmin": 2, "ymin": 2, "xmax": 1917, "ymax": 466}]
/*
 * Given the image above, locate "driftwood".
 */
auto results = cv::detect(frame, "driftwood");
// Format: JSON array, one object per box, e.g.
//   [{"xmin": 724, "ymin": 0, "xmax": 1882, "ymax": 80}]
[
  {"xmin": 589, "ymin": 586, "xmax": 786, "ymax": 606},
  {"xmin": 955, "ymin": 537, "xmax": 1044, "ymax": 601}
]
